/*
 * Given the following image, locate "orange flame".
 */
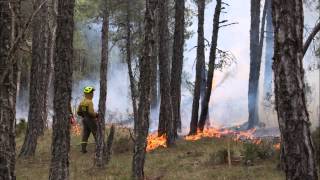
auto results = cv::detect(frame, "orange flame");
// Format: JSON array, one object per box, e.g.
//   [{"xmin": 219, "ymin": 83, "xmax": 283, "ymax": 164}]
[
  {"xmin": 146, "ymin": 133, "xmax": 167, "ymax": 152},
  {"xmin": 185, "ymin": 128, "xmax": 257, "ymax": 142},
  {"xmin": 273, "ymin": 143, "xmax": 281, "ymax": 150},
  {"xmin": 71, "ymin": 123, "xmax": 81, "ymax": 136}
]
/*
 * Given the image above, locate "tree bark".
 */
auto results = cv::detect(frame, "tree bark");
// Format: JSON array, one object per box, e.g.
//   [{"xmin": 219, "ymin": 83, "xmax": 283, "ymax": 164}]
[
  {"xmin": 20, "ymin": 0, "xmax": 49, "ymax": 157},
  {"xmin": 198, "ymin": 0, "xmax": 222, "ymax": 131},
  {"xmin": 132, "ymin": 0, "xmax": 156, "ymax": 179},
  {"xmin": 0, "ymin": 1, "xmax": 17, "ymax": 179},
  {"xmin": 157, "ymin": 0, "xmax": 175, "ymax": 146},
  {"xmin": 263, "ymin": 0, "xmax": 273, "ymax": 102},
  {"xmin": 189, "ymin": 0, "xmax": 205, "ymax": 135},
  {"xmin": 126, "ymin": 0, "xmax": 139, "ymax": 124},
  {"xmin": 247, "ymin": 0, "xmax": 261, "ymax": 129},
  {"xmin": 95, "ymin": 1, "xmax": 109, "ymax": 168},
  {"xmin": 150, "ymin": 8, "xmax": 159, "ymax": 110},
  {"xmin": 48, "ymin": 0, "xmax": 74, "ymax": 179},
  {"xmin": 170, "ymin": 0, "xmax": 185, "ymax": 137},
  {"xmin": 272, "ymin": 0, "xmax": 318, "ymax": 179}
]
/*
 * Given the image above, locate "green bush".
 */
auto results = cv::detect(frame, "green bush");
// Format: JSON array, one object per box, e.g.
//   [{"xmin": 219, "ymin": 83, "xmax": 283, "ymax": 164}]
[
  {"xmin": 16, "ymin": 118, "xmax": 27, "ymax": 137},
  {"xmin": 208, "ymin": 148, "xmax": 234, "ymax": 165},
  {"xmin": 242, "ymin": 142, "xmax": 258, "ymax": 163}
]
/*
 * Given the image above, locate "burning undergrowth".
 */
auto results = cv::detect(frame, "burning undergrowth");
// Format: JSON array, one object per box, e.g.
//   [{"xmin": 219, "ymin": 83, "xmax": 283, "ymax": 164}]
[{"xmin": 146, "ymin": 127, "xmax": 281, "ymax": 152}]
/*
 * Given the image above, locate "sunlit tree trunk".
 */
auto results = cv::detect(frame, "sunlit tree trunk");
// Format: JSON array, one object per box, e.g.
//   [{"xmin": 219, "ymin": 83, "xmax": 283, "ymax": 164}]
[
  {"xmin": 190, "ymin": 0, "xmax": 205, "ymax": 135},
  {"xmin": 198, "ymin": 0, "xmax": 222, "ymax": 131},
  {"xmin": 272, "ymin": 0, "xmax": 318, "ymax": 179},
  {"xmin": 49, "ymin": 0, "xmax": 75, "ymax": 178},
  {"xmin": 132, "ymin": 0, "xmax": 157, "ymax": 178}
]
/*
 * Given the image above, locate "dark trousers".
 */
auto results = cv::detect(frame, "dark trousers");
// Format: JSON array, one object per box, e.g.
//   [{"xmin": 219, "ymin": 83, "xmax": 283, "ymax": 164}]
[{"xmin": 81, "ymin": 117, "xmax": 97, "ymax": 151}]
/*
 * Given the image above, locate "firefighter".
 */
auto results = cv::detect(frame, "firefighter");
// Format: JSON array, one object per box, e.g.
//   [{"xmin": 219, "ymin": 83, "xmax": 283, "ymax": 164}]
[{"xmin": 77, "ymin": 86, "xmax": 98, "ymax": 153}]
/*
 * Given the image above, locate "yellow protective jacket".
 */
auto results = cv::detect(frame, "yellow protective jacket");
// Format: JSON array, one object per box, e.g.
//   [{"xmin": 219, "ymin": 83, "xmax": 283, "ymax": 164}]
[{"xmin": 77, "ymin": 98, "xmax": 97, "ymax": 118}]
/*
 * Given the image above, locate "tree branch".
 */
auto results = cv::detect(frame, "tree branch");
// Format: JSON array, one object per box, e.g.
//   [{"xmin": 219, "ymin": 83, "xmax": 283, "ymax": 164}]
[{"xmin": 303, "ymin": 21, "xmax": 320, "ymax": 56}]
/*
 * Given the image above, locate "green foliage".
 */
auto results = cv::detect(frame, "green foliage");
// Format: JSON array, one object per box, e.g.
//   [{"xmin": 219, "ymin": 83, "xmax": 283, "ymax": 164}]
[
  {"xmin": 208, "ymin": 148, "xmax": 234, "ymax": 165},
  {"xmin": 242, "ymin": 142, "xmax": 259, "ymax": 163},
  {"xmin": 16, "ymin": 118, "xmax": 27, "ymax": 137}
]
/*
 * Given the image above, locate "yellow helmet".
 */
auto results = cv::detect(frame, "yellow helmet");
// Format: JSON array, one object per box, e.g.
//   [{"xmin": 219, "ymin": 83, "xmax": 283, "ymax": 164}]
[{"xmin": 83, "ymin": 86, "xmax": 95, "ymax": 94}]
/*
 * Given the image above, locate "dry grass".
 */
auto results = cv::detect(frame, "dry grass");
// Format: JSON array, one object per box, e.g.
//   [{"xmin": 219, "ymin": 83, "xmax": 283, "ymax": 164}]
[{"xmin": 15, "ymin": 127, "xmax": 285, "ymax": 180}]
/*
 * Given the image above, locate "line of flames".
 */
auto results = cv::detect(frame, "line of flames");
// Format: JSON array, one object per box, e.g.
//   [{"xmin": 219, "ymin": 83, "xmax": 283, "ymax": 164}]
[{"xmin": 146, "ymin": 127, "xmax": 281, "ymax": 152}]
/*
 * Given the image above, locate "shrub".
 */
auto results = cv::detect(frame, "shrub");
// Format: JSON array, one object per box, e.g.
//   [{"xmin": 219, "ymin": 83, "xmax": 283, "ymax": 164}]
[
  {"xmin": 113, "ymin": 136, "xmax": 133, "ymax": 154},
  {"xmin": 208, "ymin": 148, "xmax": 234, "ymax": 165},
  {"xmin": 16, "ymin": 118, "xmax": 27, "ymax": 137}
]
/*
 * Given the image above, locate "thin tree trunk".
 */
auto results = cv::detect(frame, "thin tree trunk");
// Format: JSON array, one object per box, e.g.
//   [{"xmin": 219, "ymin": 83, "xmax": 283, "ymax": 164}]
[
  {"xmin": 303, "ymin": 22, "xmax": 320, "ymax": 56},
  {"xmin": 189, "ymin": 0, "xmax": 205, "ymax": 135},
  {"xmin": 272, "ymin": 0, "xmax": 318, "ymax": 179},
  {"xmin": 263, "ymin": 0, "xmax": 273, "ymax": 102},
  {"xmin": 198, "ymin": 0, "xmax": 222, "ymax": 131},
  {"xmin": 95, "ymin": 2, "xmax": 109, "ymax": 168},
  {"xmin": 0, "ymin": 1, "xmax": 17, "ymax": 179},
  {"xmin": 20, "ymin": 0, "xmax": 48, "ymax": 157},
  {"xmin": 170, "ymin": 0, "xmax": 185, "ymax": 137},
  {"xmin": 247, "ymin": 0, "xmax": 261, "ymax": 129},
  {"xmin": 126, "ymin": 0, "xmax": 138, "ymax": 124},
  {"xmin": 132, "ymin": 0, "xmax": 156, "ymax": 178},
  {"xmin": 48, "ymin": 0, "xmax": 75, "ymax": 178}
]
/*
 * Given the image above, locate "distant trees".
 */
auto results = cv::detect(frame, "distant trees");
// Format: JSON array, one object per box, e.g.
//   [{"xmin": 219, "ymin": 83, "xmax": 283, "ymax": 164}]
[
  {"xmin": 272, "ymin": 0, "xmax": 318, "ymax": 179},
  {"xmin": 49, "ymin": 0, "xmax": 75, "ymax": 178},
  {"xmin": 132, "ymin": 0, "xmax": 157, "ymax": 178},
  {"xmin": 190, "ymin": 0, "xmax": 206, "ymax": 135},
  {"xmin": 20, "ymin": 0, "xmax": 49, "ymax": 157},
  {"xmin": 0, "ymin": 1, "xmax": 18, "ymax": 179}
]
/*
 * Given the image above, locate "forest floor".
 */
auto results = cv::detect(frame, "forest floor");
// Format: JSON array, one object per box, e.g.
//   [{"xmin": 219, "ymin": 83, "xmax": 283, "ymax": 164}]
[{"xmin": 15, "ymin": 126, "xmax": 285, "ymax": 180}]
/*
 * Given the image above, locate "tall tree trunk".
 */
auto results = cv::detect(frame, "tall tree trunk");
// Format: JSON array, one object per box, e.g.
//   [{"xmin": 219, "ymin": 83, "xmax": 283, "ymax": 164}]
[
  {"xmin": 263, "ymin": 0, "xmax": 273, "ymax": 103},
  {"xmin": 247, "ymin": 0, "xmax": 261, "ymax": 129},
  {"xmin": 157, "ymin": 0, "xmax": 174, "ymax": 145},
  {"xmin": 189, "ymin": 0, "xmax": 205, "ymax": 135},
  {"xmin": 150, "ymin": 7, "xmax": 159, "ymax": 110},
  {"xmin": 132, "ymin": 0, "xmax": 156, "ymax": 178},
  {"xmin": 170, "ymin": 0, "xmax": 185, "ymax": 137},
  {"xmin": 95, "ymin": 1, "xmax": 109, "ymax": 168},
  {"xmin": 126, "ymin": 0, "xmax": 138, "ymax": 124},
  {"xmin": 272, "ymin": 0, "xmax": 318, "ymax": 179},
  {"xmin": 48, "ymin": 0, "xmax": 74, "ymax": 178},
  {"xmin": 0, "ymin": 1, "xmax": 17, "ymax": 179},
  {"xmin": 198, "ymin": 0, "xmax": 222, "ymax": 131},
  {"xmin": 20, "ymin": 0, "xmax": 49, "ymax": 157}
]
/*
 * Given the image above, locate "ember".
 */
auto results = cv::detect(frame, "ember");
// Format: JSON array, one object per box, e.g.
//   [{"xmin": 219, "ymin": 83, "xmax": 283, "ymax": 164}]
[{"xmin": 146, "ymin": 133, "xmax": 167, "ymax": 152}]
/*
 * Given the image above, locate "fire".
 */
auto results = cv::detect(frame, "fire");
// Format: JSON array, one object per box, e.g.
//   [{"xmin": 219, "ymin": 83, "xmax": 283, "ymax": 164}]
[
  {"xmin": 273, "ymin": 143, "xmax": 281, "ymax": 150},
  {"xmin": 185, "ymin": 127, "xmax": 257, "ymax": 142},
  {"xmin": 146, "ymin": 133, "xmax": 167, "ymax": 152},
  {"xmin": 71, "ymin": 123, "xmax": 81, "ymax": 136}
]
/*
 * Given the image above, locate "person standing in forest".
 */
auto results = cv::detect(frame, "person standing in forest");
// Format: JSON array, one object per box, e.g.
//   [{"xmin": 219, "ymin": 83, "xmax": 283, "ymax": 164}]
[{"xmin": 77, "ymin": 86, "xmax": 99, "ymax": 153}]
